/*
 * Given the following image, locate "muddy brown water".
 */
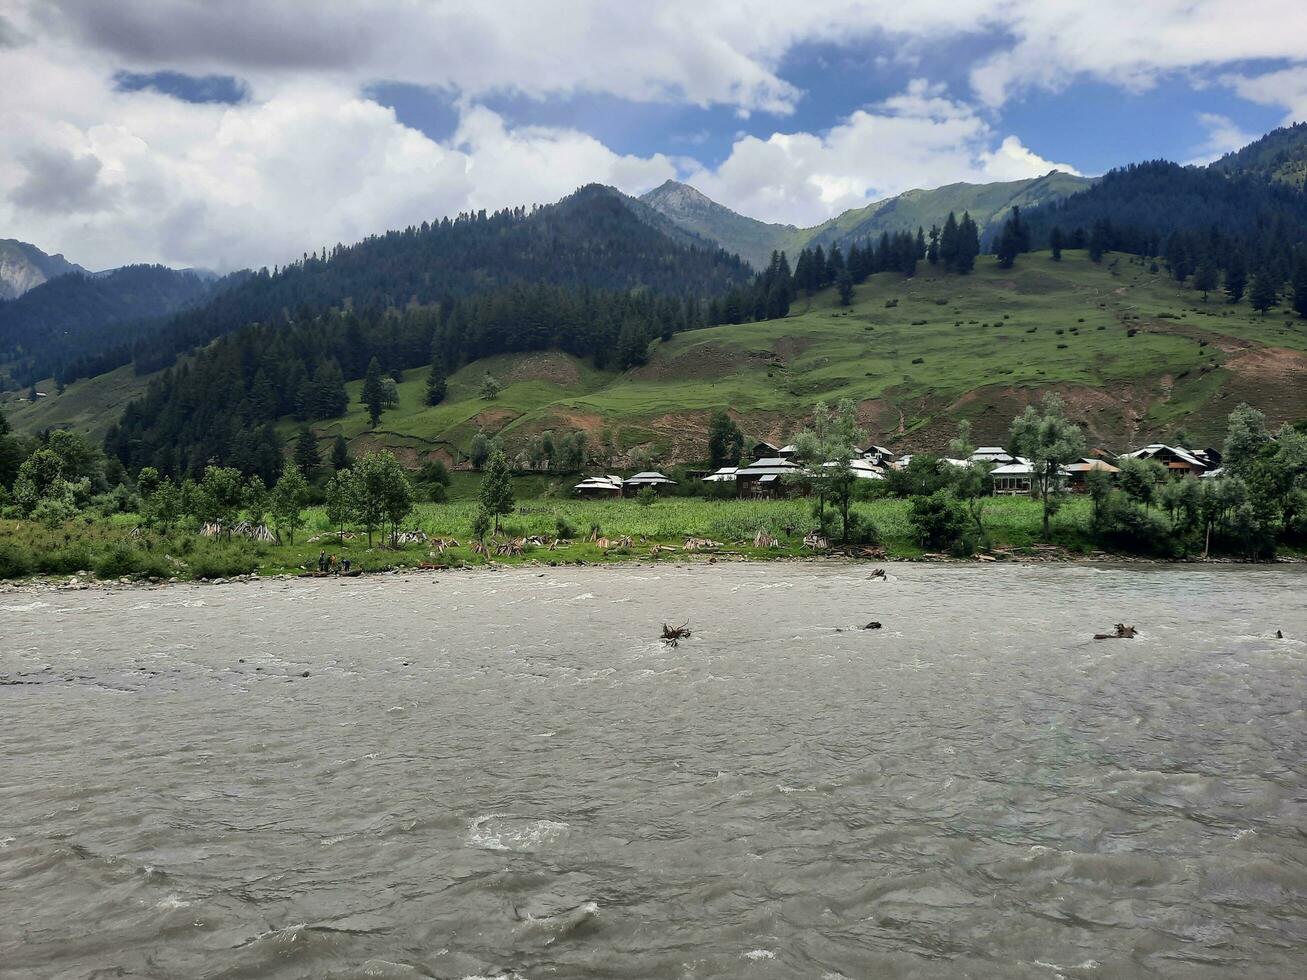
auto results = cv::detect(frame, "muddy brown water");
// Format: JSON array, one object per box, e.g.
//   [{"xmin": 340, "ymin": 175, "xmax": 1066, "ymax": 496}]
[{"xmin": 2, "ymin": 564, "xmax": 1306, "ymax": 979}]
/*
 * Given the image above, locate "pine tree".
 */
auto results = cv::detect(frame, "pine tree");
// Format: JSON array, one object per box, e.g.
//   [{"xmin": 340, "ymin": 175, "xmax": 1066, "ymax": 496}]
[
  {"xmin": 1193, "ymin": 258, "xmax": 1218, "ymax": 301},
  {"xmin": 1224, "ymin": 250, "xmax": 1247, "ymax": 303},
  {"xmin": 362, "ymin": 356, "xmax": 385, "ymax": 427},
  {"xmin": 995, "ymin": 216, "xmax": 1020, "ymax": 269},
  {"xmin": 1088, "ymin": 220, "xmax": 1108, "ymax": 263},
  {"xmin": 1292, "ymin": 247, "xmax": 1307, "ymax": 319},
  {"xmin": 425, "ymin": 355, "xmax": 448, "ymax": 406},
  {"xmin": 479, "ymin": 449, "xmax": 514, "ymax": 533},
  {"xmin": 927, "ymin": 225, "xmax": 940, "ymax": 265},
  {"xmin": 1049, "ymin": 226, "xmax": 1064, "ymax": 261},
  {"xmin": 331, "ymin": 434, "xmax": 351, "ymax": 471},
  {"xmin": 955, "ymin": 214, "xmax": 979, "ymax": 274},
  {"xmin": 293, "ymin": 427, "xmax": 321, "ymax": 475},
  {"xmin": 1249, "ymin": 268, "xmax": 1278, "ymax": 314},
  {"xmin": 837, "ymin": 270, "xmax": 854, "ymax": 306},
  {"xmin": 939, "ymin": 212, "xmax": 959, "ymax": 271},
  {"xmin": 706, "ymin": 410, "xmax": 744, "ymax": 468}
]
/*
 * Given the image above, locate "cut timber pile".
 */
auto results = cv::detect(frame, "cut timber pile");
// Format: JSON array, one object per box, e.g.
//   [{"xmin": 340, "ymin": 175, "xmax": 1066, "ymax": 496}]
[
  {"xmin": 753, "ymin": 531, "xmax": 779, "ymax": 548},
  {"xmin": 803, "ymin": 532, "xmax": 829, "ymax": 551},
  {"xmin": 683, "ymin": 537, "xmax": 723, "ymax": 551}
]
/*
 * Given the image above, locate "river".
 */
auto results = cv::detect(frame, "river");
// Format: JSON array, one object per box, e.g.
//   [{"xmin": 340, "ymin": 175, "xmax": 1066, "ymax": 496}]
[{"xmin": 3, "ymin": 563, "xmax": 1306, "ymax": 979}]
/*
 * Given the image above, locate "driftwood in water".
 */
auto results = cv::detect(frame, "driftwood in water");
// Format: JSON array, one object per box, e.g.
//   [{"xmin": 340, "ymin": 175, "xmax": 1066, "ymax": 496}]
[
  {"xmin": 1094, "ymin": 623, "xmax": 1138, "ymax": 640},
  {"xmin": 869, "ymin": 568, "xmax": 887, "ymax": 580},
  {"xmin": 661, "ymin": 622, "xmax": 691, "ymax": 647},
  {"xmin": 862, "ymin": 621, "xmax": 883, "ymax": 630}
]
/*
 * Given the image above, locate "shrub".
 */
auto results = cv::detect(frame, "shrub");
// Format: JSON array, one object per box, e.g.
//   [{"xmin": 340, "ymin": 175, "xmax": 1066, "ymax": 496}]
[
  {"xmin": 555, "ymin": 515, "xmax": 576, "ymax": 539},
  {"xmin": 908, "ymin": 491, "xmax": 971, "ymax": 553},
  {"xmin": 0, "ymin": 542, "xmax": 32, "ymax": 580}
]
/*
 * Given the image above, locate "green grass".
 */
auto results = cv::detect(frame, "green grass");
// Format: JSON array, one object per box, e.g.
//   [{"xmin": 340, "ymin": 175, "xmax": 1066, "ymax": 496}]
[
  {"xmin": 305, "ymin": 250, "xmax": 1307, "ymax": 463},
  {"xmin": 16, "ymin": 250, "xmax": 1307, "ymax": 461},
  {"xmin": 0, "ymin": 495, "xmax": 1101, "ymax": 582},
  {"xmin": 1, "ymin": 363, "xmax": 164, "ymax": 440}
]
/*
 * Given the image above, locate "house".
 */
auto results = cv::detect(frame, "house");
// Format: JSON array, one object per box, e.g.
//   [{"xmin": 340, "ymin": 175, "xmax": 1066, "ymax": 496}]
[
  {"xmin": 969, "ymin": 446, "xmax": 1017, "ymax": 465},
  {"xmin": 623, "ymin": 471, "xmax": 677, "ymax": 496},
  {"xmin": 702, "ymin": 466, "xmax": 738, "ymax": 482},
  {"xmin": 823, "ymin": 458, "xmax": 885, "ymax": 480},
  {"xmin": 990, "ymin": 459, "xmax": 1035, "ymax": 495},
  {"xmin": 574, "ymin": 475, "xmax": 624, "ymax": 498},
  {"xmin": 1063, "ymin": 457, "xmax": 1121, "ymax": 492},
  {"xmin": 861, "ymin": 444, "xmax": 897, "ymax": 466},
  {"xmin": 777, "ymin": 444, "xmax": 799, "ymax": 459},
  {"xmin": 734, "ymin": 456, "xmax": 803, "ymax": 498},
  {"xmin": 750, "ymin": 441, "xmax": 780, "ymax": 459},
  {"xmin": 1121, "ymin": 444, "xmax": 1211, "ymax": 477}
]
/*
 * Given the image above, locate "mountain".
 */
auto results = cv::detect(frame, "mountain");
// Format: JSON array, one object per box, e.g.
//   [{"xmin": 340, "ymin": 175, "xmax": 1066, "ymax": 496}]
[
  {"xmin": 640, "ymin": 172, "xmax": 1094, "ymax": 268},
  {"xmin": 639, "ymin": 180, "xmax": 810, "ymax": 270},
  {"xmin": 0, "ymin": 240, "xmax": 86, "ymax": 300},
  {"xmin": 0, "ymin": 264, "xmax": 224, "ymax": 386},
  {"xmin": 1210, "ymin": 121, "xmax": 1307, "ymax": 189}
]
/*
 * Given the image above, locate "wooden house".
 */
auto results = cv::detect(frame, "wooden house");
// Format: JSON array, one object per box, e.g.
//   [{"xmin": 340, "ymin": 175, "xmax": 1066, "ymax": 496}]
[
  {"xmin": 734, "ymin": 456, "xmax": 802, "ymax": 498},
  {"xmin": 622, "ymin": 471, "xmax": 677, "ymax": 496},
  {"xmin": 574, "ymin": 475, "xmax": 624, "ymax": 498}
]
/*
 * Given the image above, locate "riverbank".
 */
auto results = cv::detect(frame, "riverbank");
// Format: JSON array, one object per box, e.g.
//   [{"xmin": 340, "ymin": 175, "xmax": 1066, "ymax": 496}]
[{"xmin": 2, "ymin": 495, "xmax": 1299, "ymax": 586}]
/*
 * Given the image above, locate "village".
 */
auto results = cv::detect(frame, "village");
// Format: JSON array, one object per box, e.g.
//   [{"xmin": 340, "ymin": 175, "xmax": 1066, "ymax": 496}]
[{"xmin": 571, "ymin": 441, "xmax": 1224, "ymax": 499}]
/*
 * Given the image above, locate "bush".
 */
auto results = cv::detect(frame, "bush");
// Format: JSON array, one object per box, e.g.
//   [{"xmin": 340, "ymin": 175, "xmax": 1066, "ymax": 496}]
[
  {"xmin": 41, "ymin": 543, "xmax": 95, "ymax": 576},
  {"xmin": 0, "ymin": 542, "xmax": 32, "ymax": 580},
  {"xmin": 908, "ymin": 491, "xmax": 971, "ymax": 553},
  {"xmin": 187, "ymin": 547, "xmax": 258, "ymax": 579},
  {"xmin": 91, "ymin": 542, "xmax": 169, "ymax": 580},
  {"xmin": 555, "ymin": 515, "xmax": 576, "ymax": 539}
]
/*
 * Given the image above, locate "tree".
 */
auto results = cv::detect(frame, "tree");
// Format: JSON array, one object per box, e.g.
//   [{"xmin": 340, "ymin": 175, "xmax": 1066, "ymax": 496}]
[
  {"xmin": 707, "ymin": 410, "xmax": 744, "ymax": 468},
  {"xmin": 362, "ymin": 356, "xmax": 386, "ymax": 427},
  {"xmin": 908, "ymin": 490, "xmax": 969, "ymax": 552},
  {"xmin": 790, "ymin": 399, "xmax": 868, "ymax": 543},
  {"xmin": 269, "ymin": 460, "xmax": 310, "ymax": 544},
  {"xmin": 12, "ymin": 448, "xmax": 73, "ymax": 518},
  {"xmin": 1117, "ymin": 456, "xmax": 1168, "ymax": 509},
  {"xmin": 479, "ymin": 448, "xmax": 514, "ymax": 533},
  {"xmin": 1193, "ymin": 258, "xmax": 1218, "ymax": 301},
  {"xmin": 1249, "ymin": 268, "xmax": 1278, "ymax": 314},
  {"xmin": 325, "ymin": 470, "xmax": 355, "ymax": 540},
  {"xmin": 480, "ymin": 373, "xmax": 502, "ymax": 400},
  {"xmin": 0, "ymin": 408, "xmax": 22, "ymax": 489},
  {"xmin": 1224, "ymin": 251, "xmax": 1247, "ymax": 303},
  {"xmin": 293, "ymin": 427, "xmax": 321, "ymax": 476},
  {"xmin": 469, "ymin": 430, "xmax": 492, "ymax": 470},
  {"xmin": 1223, "ymin": 402, "xmax": 1270, "ymax": 479},
  {"xmin": 351, "ymin": 451, "xmax": 411, "ymax": 547},
  {"xmin": 1008, "ymin": 394, "xmax": 1086, "ymax": 538},
  {"xmin": 331, "ymin": 434, "xmax": 351, "ymax": 471},
  {"xmin": 1049, "ymin": 226, "xmax": 1064, "ymax": 262},
  {"xmin": 949, "ymin": 419, "xmax": 992, "ymax": 541},
  {"xmin": 425, "ymin": 356, "xmax": 448, "ymax": 405},
  {"xmin": 196, "ymin": 465, "xmax": 245, "ymax": 536},
  {"xmin": 1292, "ymin": 247, "xmax": 1307, "ymax": 320},
  {"xmin": 837, "ymin": 270, "xmax": 854, "ymax": 306}
]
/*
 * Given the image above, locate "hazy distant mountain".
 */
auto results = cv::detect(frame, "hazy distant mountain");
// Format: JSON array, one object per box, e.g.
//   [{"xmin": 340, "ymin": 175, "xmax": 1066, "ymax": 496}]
[
  {"xmin": 0, "ymin": 239, "xmax": 86, "ymax": 299},
  {"xmin": 641, "ymin": 172, "xmax": 1094, "ymax": 268}
]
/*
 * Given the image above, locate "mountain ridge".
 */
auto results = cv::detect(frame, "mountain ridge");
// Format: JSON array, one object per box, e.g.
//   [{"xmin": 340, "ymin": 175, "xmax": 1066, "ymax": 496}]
[{"xmin": 0, "ymin": 239, "xmax": 86, "ymax": 300}]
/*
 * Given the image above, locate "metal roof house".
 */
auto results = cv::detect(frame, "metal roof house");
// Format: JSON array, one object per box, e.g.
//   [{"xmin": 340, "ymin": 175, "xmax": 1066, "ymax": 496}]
[
  {"xmin": 861, "ymin": 445, "xmax": 898, "ymax": 466},
  {"xmin": 703, "ymin": 466, "xmax": 738, "ymax": 482},
  {"xmin": 573, "ymin": 475, "xmax": 625, "ymax": 498},
  {"xmin": 750, "ymin": 441, "xmax": 780, "ymax": 459},
  {"xmin": 823, "ymin": 458, "xmax": 886, "ymax": 480},
  {"xmin": 1121, "ymin": 444, "xmax": 1212, "ymax": 477},
  {"xmin": 622, "ymin": 471, "xmax": 677, "ymax": 496},
  {"xmin": 734, "ymin": 456, "xmax": 802, "ymax": 498},
  {"xmin": 969, "ymin": 446, "xmax": 1018, "ymax": 465}
]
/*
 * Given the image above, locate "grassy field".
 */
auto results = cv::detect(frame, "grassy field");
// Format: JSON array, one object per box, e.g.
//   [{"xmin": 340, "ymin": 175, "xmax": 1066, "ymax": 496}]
[
  {"xmin": 292, "ymin": 250, "xmax": 1307, "ymax": 467},
  {"xmin": 12, "ymin": 250, "xmax": 1307, "ymax": 465},
  {"xmin": 0, "ymin": 495, "xmax": 1100, "ymax": 584}
]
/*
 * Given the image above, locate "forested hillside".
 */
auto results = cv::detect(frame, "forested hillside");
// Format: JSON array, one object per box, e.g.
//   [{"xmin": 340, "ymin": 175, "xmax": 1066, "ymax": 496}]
[{"xmin": 0, "ymin": 265, "xmax": 221, "ymax": 387}]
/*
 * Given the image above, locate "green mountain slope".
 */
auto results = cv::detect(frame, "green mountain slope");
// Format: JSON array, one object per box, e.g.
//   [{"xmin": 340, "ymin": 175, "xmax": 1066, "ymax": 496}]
[
  {"xmin": 284, "ymin": 250, "xmax": 1307, "ymax": 465},
  {"xmin": 640, "ymin": 172, "xmax": 1093, "ymax": 268},
  {"xmin": 1210, "ymin": 121, "xmax": 1307, "ymax": 189}
]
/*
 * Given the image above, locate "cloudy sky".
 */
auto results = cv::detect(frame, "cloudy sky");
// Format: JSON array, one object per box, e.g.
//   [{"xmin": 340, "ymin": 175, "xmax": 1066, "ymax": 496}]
[{"xmin": 2, "ymin": 0, "xmax": 1305, "ymax": 272}]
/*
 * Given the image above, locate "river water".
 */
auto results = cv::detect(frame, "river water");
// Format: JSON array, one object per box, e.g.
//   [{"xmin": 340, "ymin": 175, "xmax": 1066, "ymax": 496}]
[{"xmin": 3, "ymin": 563, "xmax": 1306, "ymax": 979}]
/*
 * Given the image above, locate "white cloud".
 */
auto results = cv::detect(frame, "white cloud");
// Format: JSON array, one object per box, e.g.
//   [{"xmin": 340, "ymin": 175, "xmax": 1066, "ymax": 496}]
[
  {"xmin": 1184, "ymin": 112, "xmax": 1260, "ymax": 165},
  {"xmin": 1221, "ymin": 66, "xmax": 1307, "ymax": 125},
  {"xmin": 25, "ymin": 0, "xmax": 1307, "ymax": 114},
  {"xmin": 683, "ymin": 82, "xmax": 1079, "ymax": 227}
]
